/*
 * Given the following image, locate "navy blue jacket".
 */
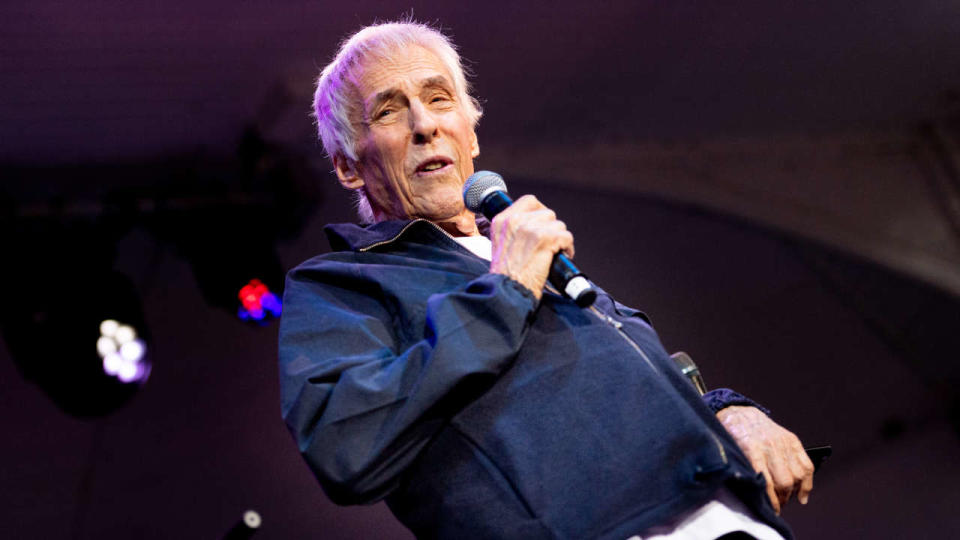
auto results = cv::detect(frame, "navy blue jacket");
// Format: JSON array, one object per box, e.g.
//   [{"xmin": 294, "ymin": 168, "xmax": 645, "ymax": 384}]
[{"xmin": 278, "ymin": 219, "xmax": 792, "ymax": 539}]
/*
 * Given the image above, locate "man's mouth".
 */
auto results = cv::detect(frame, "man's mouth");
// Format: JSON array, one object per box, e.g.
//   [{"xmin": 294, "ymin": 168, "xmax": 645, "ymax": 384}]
[{"xmin": 415, "ymin": 157, "xmax": 453, "ymax": 174}]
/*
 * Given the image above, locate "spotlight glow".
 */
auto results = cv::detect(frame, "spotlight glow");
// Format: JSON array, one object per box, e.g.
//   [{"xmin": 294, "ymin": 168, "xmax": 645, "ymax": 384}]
[
  {"xmin": 97, "ymin": 336, "xmax": 117, "ymax": 357},
  {"xmin": 97, "ymin": 319, "xmax": 148, "ymax": 384},
  {"xmin": 100, "ymin": 319, "xmax": 119, "ymax": 337},
  {"xmin": 114, "ymin": 325, "xmax": 136, "ymax": 344},
  {"xmin": 244, "ymin": 510, "xmax": 262, "ymax": 528},
  {"xmin": 117, "ymin": 361, "xmax": 138, "ymax": 383},
  {"xmin": 237, "ymin": 279, "xmax": 282, "ymax": 322},
  {"xmin": 119, "ymin": 340, "xmax": 145, "ymax": 363},
  {"xmin": 103, "ymin": 352, "xmax": 123, "ymax": 375}
]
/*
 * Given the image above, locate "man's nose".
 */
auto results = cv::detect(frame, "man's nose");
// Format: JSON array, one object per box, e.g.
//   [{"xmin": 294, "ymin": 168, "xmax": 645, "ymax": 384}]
[{"xmin": 409, "ymin": 100, "xmax": 438, "ymax": 144}]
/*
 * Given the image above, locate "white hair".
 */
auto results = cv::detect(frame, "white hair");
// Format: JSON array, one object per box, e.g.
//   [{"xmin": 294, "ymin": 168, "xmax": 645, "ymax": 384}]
[{"xmin": 312, "ymin": 20, "xmax": 483, "ymax": 223}]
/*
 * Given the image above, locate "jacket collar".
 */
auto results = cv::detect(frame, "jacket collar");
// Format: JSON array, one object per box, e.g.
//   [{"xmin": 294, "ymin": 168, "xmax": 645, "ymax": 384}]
[
  {"xmin": 324, "ymin": 219, "xmax": 422, "ymax": 252},
  {"xmin": 324, "ymin": 217, "xmax": 491, "ymax": 252}
]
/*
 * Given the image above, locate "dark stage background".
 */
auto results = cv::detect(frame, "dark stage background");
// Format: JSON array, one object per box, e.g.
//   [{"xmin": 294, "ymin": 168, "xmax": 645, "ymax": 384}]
[{"xmin": 3, "ymin": 2, "xmax": 960, "ymax": 538}]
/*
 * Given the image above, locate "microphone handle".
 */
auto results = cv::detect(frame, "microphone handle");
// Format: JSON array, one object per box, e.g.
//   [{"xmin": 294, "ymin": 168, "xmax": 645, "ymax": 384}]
[
  {"xmin": 480, "ymin": 190, "xmax": 513, "ymax": 215},
  {"xmin": 480, "ymin": 191, "xmax": 596, "ymax": 307}
]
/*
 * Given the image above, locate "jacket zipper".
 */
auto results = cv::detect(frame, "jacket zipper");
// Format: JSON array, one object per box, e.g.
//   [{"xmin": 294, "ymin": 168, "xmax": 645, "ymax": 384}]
[
  {"xmin": 586, "ymin": 305, "xmax": 660, "ymax": 375},
  {"xmin": 584, "ymin": 303, "xmax": 728, "ymax": 466},
  {"xmin": 711, "ymin": 432, "xmax": 728, "ymax": 465}
]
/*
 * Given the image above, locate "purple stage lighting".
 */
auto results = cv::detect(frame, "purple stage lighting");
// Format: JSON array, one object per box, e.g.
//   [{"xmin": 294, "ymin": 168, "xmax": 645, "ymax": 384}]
[{"xmin": 97, "ymin": 319, "xmax": 150, "ymax": 384}]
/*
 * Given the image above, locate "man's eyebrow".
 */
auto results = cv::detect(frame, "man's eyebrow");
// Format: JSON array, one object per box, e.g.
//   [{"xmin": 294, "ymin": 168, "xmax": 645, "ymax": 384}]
[
  {"xmin": 366, "ymin": 76, "xmax": 455, "ymax": 117},
  {"xmin": 369, "ymin": 88, "xmax": 402, "ymax": 111},
  {"xmin": 420, "ymin": 75, "xmax": 453, "ymax": 91}
]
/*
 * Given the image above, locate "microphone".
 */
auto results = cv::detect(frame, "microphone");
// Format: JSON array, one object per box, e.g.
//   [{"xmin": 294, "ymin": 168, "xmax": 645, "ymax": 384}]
[
  {"xmin": 668, "ymin": 350, "xmax": 832, "ymax": 472},
  {"xmin": 669, "ymin": 351, "xmax": 707, "ymax": 396},
  {"xmin": 463, "ymin": 171, "xmax": 597, "ymax": 307}
]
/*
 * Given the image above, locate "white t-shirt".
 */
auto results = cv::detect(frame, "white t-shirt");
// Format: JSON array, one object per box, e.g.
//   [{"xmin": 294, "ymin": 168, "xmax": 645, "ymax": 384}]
[
  {"xmin": 454, "ymin": 235, "xmax": 492, "ymax": 261},
  {"xmin": 629, "ymin": 487, "xmax": 784, "ymax": 540}
]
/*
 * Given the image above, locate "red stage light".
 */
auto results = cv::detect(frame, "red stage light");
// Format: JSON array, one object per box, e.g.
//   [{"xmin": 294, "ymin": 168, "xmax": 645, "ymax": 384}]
[{"xmin": 237, "ymin": 279, "xmax": 281, "ymax": 322}]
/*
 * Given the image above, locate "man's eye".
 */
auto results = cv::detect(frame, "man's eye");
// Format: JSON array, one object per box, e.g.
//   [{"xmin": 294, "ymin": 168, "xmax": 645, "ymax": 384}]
[
  {"xmin": 377, "ymin": 109, "xmax": 393, "ymax": 118},
  {"xmin": 431, "ymin": 95, "xmax": 450, "ymax": 103}
]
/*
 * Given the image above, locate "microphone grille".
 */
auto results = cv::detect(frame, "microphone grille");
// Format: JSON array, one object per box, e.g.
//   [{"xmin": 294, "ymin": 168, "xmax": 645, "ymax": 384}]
[{"xmin": 463, "ymin": 170, "xmax": 507, "ymax": 212}]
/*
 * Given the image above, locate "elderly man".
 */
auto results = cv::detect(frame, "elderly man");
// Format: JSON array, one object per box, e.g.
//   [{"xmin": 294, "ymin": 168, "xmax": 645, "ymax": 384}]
[{"xmin": 279, "ymin": 20, "xmax": 813, "ymax": 540}]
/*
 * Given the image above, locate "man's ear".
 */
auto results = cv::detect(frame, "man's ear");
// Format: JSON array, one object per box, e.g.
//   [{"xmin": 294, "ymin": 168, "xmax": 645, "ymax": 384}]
[
  {"xmin": 470, "ymin": 130, "xmax": 480, "ymax": 158},
  {"xmin": 333, "ymin": 153, "xmax": 365, "ymax": 189}
]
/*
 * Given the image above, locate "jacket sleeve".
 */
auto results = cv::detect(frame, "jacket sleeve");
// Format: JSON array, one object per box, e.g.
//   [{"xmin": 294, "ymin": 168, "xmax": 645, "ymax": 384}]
[
  {"xmin": 702, "ymin": 388, "xmax": 772, "ymax": 415},
  {"xmin": 278, "ymin": 261, "xmax": 537, "ymax": 505}
]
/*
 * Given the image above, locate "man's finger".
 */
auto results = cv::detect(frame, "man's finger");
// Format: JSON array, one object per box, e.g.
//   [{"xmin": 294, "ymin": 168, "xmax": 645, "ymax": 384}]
[
  {"xmin": 785, "ymin": 438, "xmax": 814, "ymax": 505},
  {"xmin": 509, "ymin": 194, "xmax": 544, "ymax": 212},
  {"xmin": 795, "ymin": 454, "xmax": 815, "ymax": 505},
  {"xmin": 767, "ymin": 457, "xmax": 796, "ymax": 509},
  {"xmin": 738, "ymin": 442, "xmax": 777, "ymax": 512},
  {"xmin": 761, "ymin": 468, "xmax": 780, "ymax": 515},
  {"xmin": 798, "ymin": 472, "xmax": 814, "ymax": 505}
]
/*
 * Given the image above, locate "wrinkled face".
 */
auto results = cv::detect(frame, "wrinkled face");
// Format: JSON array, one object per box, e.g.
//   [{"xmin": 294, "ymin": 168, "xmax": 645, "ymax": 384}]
[{"xmin": 336, "ymin": 44, "xmax": 479, "ymax": 222}]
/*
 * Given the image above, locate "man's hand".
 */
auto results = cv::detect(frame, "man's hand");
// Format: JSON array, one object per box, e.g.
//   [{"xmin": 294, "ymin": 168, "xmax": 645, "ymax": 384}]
[
  {"xmin": 489, "ymin": 195, "xmax": 574, "ymax": 300},
  {"xmin": 716, "ymin": 405, "xmax": 814, "ymax": 514}
]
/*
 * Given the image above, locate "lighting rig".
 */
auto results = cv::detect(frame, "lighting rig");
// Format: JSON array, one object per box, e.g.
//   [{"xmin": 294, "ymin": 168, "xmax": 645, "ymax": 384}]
[
  {"xmin": 1, "ymin": 220, "xmax": 151, "ymax": 417},
  {"xmin": 1, "ymin": 126, "xmax": 321, "ymax": 416}
]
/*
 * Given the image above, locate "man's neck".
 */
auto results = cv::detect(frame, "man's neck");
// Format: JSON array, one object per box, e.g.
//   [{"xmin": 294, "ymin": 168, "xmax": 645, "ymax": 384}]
[
  {"xmin": 371, "ymin": 208, "xmax": 480, "ymax": 237},
  {"xmin": 432, "ymin": 209, "xmax": 480, "ymax": 237}
]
